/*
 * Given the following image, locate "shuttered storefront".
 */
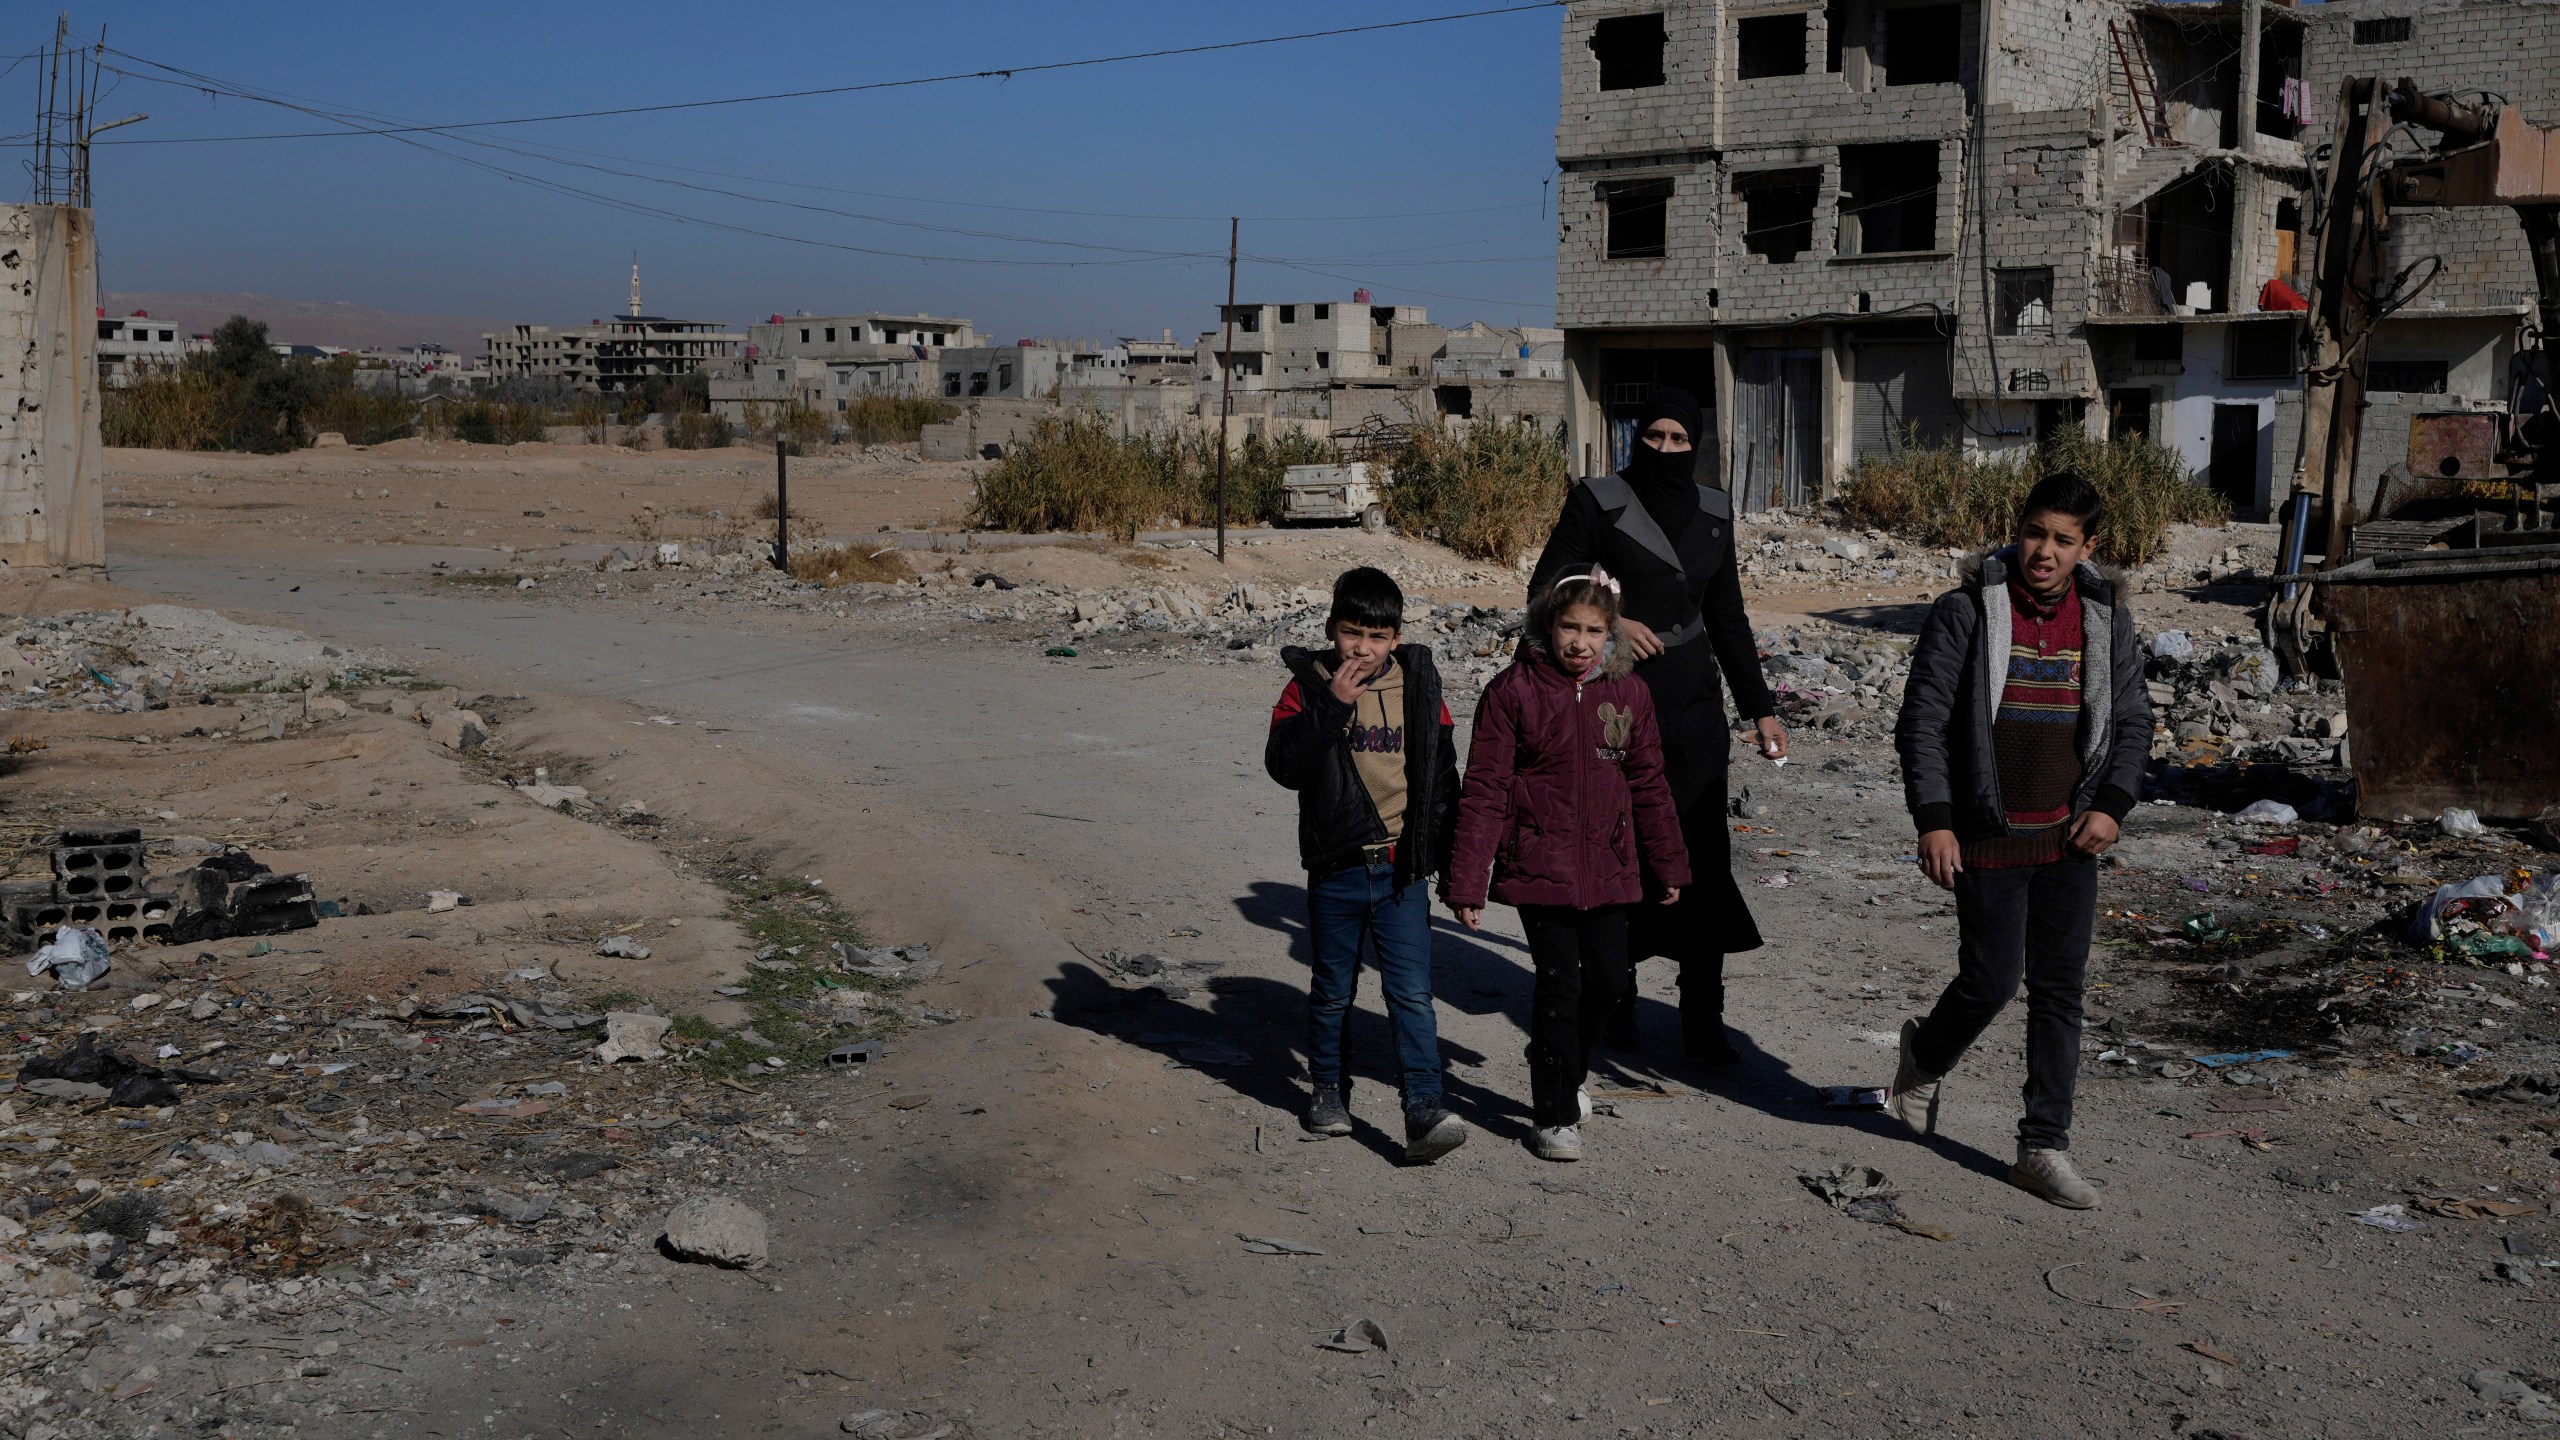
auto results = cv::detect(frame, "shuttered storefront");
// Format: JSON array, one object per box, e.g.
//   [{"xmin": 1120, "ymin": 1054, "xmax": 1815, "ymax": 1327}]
[{"xmin": 1851, "ymin": 342, "xmax": 1962, "ymax": 461}]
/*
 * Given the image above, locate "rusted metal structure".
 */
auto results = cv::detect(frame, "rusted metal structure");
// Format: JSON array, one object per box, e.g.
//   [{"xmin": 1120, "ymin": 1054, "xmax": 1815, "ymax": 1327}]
[
  {"xmin": 2274, "ymin": 76, "xmax": 2560, "ymax": 821},
  {"xmin": 2316, "ymin": 546, "xmax": 2560, "ymax": 822}
]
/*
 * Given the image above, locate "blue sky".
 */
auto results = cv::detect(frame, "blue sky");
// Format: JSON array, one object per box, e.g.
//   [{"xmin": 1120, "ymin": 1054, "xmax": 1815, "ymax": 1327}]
[{"xmin": 9, "ymin": 4, "xmax": 1565, "ymax": 340}]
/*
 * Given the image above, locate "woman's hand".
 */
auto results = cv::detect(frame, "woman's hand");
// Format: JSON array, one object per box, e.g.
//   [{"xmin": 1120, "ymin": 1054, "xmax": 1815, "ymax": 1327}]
[
  {"xmin": 1657, "ymin": 887, "xmax": 1681, "ymax": 906},
  {"xmin": 1453, "ymin": 904, "xmax": 1483, "ymax": 931},
  {"xmin": 1754, "ymin": 716, "xmax": 1789, "ymax": 762},
  {"xmin": 1619, "ymin": 617, "xmax": 1665, "ymax": 660}
]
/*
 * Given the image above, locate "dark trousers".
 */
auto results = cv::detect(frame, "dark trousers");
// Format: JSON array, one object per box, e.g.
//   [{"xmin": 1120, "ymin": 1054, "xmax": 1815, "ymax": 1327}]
[
  {"xmin": 1909, "ymin": 854, "xmax": 2098, "ymax": 1151},
  {"xmin": 1520, "ymin": 905, "xmax": 1631, "ymax": 1128}
]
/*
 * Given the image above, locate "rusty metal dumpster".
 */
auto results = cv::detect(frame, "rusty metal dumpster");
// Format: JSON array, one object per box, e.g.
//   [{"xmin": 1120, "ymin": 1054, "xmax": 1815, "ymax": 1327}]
[{"xmin": 2310, "ymin": 544, "xmax": 2560, "ymax": 822}]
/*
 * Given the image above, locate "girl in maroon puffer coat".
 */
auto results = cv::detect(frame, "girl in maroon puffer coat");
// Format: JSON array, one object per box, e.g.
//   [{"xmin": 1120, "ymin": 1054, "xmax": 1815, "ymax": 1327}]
[{"xmin": 1446, "ymin": 568, "xmax": 1691, "ymax": 1162}]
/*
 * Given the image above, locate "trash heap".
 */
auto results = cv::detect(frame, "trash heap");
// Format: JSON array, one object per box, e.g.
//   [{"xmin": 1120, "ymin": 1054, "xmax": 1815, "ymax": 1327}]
[
  {"xmin": 1, "ymin": 828, "xmax": 316, "ymax": 962},
  {"xmin": 1752, "ymin": 626, "xmax": 1914, "ymax": 737},
  {"xmin": 0, "ymin": 607, "xmax": 386, "ymax": 714}
]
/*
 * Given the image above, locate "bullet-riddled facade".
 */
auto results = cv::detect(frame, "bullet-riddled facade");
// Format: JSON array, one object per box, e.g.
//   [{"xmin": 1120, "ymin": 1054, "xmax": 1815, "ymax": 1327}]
[{"xmin": 1556, "ymin": 0, "xmax": 2555, "ymax": 518}]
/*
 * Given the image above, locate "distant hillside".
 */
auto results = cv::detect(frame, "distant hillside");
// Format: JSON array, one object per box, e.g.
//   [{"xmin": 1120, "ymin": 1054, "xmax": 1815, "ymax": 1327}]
[{"xmin": 100, "ymin": 292, "xmax": 514, "ymax": 354}]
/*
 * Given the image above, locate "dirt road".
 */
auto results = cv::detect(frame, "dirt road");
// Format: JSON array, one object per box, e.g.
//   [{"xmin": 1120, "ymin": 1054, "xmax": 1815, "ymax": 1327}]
[{"xmin": 84, "ymin": 505, "xmax": 2555, "ymax": 1440}]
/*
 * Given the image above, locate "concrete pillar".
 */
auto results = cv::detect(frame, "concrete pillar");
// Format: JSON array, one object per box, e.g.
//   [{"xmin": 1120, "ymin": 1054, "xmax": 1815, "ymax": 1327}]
[
  {"xmin": 0, "ymin": 205, "xmax": 105, "ymax": 574},
  {"xmin": 1711, "ymin": 332, "xmax": 1738, "ymax": 494},
  {"xmin": 2237, "ymin": 0, "xmax": 2264, "ymax": 158}
]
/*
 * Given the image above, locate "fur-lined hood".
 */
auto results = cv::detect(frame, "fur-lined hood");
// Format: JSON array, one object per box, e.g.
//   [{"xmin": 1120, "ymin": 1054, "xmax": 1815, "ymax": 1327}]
[
  {"xmin": 1959, "ymin": 543, "xmax": 2133, "ymax": 602},
  {"xmin": 1514, "ymin": 623, "xmax": 1638, "ymax": 682}
]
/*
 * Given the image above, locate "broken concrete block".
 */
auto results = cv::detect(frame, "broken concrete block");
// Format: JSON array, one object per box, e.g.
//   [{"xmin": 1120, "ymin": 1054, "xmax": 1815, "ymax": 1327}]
[
  {"xmin": 425, "ymin": 709, "xmax": 488, "ymax": 752},
  {"xmin": 594, "ymin": 935, "xmax": 651, "ymax": 960},
  {"xmin": 662, "ymin": 1194, "xmax": 767, "ymax": 1268},
  {"xmin": 594, "ymin": 1011, "xmax": 672, "ymax": 1063},
  {"xmin": 304, "ymin": 691, "xmax": 349, "ymax": 723}
]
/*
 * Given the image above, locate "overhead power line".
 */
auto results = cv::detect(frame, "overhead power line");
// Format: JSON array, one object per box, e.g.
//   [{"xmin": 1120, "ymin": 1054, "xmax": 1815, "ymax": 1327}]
[{"xmin": 96, "ymin": 5, "xmax": 1564, "ymax": 143}]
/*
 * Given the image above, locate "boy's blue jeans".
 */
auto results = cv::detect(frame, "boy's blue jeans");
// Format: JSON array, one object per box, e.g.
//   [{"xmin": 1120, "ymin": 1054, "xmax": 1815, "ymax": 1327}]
[{"xmin": 1304, "ymin": 861, "xmax": 1444, "ymax": 1114}]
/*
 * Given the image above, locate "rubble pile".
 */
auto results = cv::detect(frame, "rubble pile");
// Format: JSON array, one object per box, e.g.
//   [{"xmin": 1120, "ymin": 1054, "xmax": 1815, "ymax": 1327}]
[
  {"xmin": 0, "ymin": 608, "xmax": 390, "ymax": 713},
  {"xmin": 2144, "ymin": 634, "xmax": 2351, "ymax": 768},
  {"xmin": 0, "ymin": 933, "xmax": 921, "ymax": 1426}
]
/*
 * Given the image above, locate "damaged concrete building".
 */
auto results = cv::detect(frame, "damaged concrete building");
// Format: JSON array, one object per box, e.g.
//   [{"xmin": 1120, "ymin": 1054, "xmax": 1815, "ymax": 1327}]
[
  {"xmin": 1194, "ymin": 298, "xmax": 1568, "ymax": 431},
  {"xmin": 707, "ymin": 311, "xmax": 975, "ymax": 424},
  {"xmin": 1553, "ymin": 0, "xmax": 2556, "ymax": 516}
]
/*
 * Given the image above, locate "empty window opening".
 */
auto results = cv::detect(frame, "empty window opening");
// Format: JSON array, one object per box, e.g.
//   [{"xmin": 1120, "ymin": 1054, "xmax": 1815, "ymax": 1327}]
[
  {"xmin": 969, "ymin": 371, "xmax": 990, "ymax": 396},
  {"xmin": 2129, "ymin": 325, "xmax": 2191, "ymax": 361},
  {"xmin": 1736, "ymin": 169, "xmax": 1821, "ymax": 263},
  {"xmin": 1737, "ymin": 13, "xmax": 1808, "ymax": 78},
  {"xmin": 2352, "ymin": 16, "xmax": 2410, "ymax": 43},
  {"xmin": 1825, "ymin": 0, "xmax": 1845, "ymax": 71},
  {"xmin": 1435, "ymin": 385, "xmax": 1475, "ymax": 418},
  {"xmin": 2108, "ymin": 387, "xmax": 2154, "ymax": 440},
  {"xmin": 1994, "ymin": 268, "xmax": 2055, "ymax": 334},
  {"xmin": 2228, "ymin": 320, "xmax": 2296, "ymax": 380},
  {"xmin": 824, "ymin": 327, "xmax": 836, "ymax": 342},
  {"xmin": 1227, "ymin": 307, "xmax": 1262, "ymax": 333},
  {"xmin": 1838, "ymin": 142, "xmax": 1938, "ymax": 254},
  {"xmin": 1604, "ymin": 179, "xmax": 1673, "ymax": 260},
  {"xmin": 1314, "ymin": 304, "xmax": 1330, "ymax": 319},
  {"xmin": 1882, "ymin": 5, "xmax": 1961, "ymax": 85},
  {"xmin": 1279, "ymin": 305, "xmax": 1297, "ymax": 324},
  {"xmin": 1316, "ymin": 351, "xmax": 1332, "ymax": 368},
  {"xmin": 1591, "ymin": 12, "xmax": 1668, "ymax": 90},
  {"xmin": 2366, "ymin": 358, "xmax": 2449, "ymax": 394},
  {"xmin": 943, "ymin": 373, "xmax": 962, "ymax": 397}
]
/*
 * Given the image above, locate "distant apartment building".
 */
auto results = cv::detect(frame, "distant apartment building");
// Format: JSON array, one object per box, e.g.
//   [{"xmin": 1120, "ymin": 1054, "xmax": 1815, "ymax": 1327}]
[
  {"xmin": 937, "ymin": 343, "xmax": 1067, "ymax": 401},
  {"xmin": 1193, "ymin": 298, "xmax": 1567, "ymax": 428},
  {"xmin": 1551, "ymin": 0, "xmax": 2553, "ymax": 516},
  {"xmin": 485, "ymin": 314, "xmax": 742, "ymax": 395},
  {"xmin": 94, "ymin": 312, "xmax": 193, "ymax": 387},
  {"xmin": 707, "ymin": 312, "xmax": 974, "ymax": 422}
]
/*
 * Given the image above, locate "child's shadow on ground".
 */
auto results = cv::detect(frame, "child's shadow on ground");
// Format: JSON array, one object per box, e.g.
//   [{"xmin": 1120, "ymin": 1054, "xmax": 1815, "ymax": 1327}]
[{"xmin": 1607, "ymin": 1017, "xmax": 2010, "ymax": 1184}]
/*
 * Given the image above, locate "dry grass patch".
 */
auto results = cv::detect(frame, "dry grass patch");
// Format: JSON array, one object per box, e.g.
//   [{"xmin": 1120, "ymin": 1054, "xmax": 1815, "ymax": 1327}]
[{"xmin": 786, "ymin": 542, "xmax": 914, "ymax": 587}]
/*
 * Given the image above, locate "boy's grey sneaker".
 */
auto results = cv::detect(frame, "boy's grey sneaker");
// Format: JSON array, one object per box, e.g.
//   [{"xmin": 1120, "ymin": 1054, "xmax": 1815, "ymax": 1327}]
[
  {"xmin": 1303, "ymin": 1090, "xmax": 1352, "ymax": 1137},
  {"xmin": 1403, "ymin": 1106, "xmax": 1468, "ymax": 1163},
  {"xmin": 1529, "ymin": 1124, "xmax": 1582, "ymax": 1162},
  {"xmin": 1883, "ymin": 1017, "xmax": 1943, "ymax": 1136},
  {"xmin": 2010, "ymin": 1144, "xmax": 2101, "ymax": 1209}
]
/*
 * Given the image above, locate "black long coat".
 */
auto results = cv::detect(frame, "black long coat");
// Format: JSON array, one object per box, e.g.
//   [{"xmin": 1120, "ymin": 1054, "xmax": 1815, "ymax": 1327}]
[{"xmin": 1527, "ymin": 476, "xmax": 1776, "ymax": 956}]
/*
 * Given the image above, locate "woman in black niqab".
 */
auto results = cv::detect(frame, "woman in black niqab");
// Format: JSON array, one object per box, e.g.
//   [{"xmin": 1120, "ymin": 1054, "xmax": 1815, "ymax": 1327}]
[{"xmin": 1521, "ymin": 388, "xmax": 1789, "ymax": 1064}]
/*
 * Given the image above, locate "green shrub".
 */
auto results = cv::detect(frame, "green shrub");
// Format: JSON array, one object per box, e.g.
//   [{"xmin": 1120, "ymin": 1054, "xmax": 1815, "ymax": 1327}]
[
  {"xmin": 666, "ymin": 409, "xmax": 733, "ymax": 449},
  {"xmin": 1840, "ymin": 430, "xmax": 2225, "ymax": 567},
  {"xmin": 1384, "ymin": 418, "xmax": 1570, "ymax": 564},
  {"xmin": 970, "ymin": 412, "xmax": 1163, "ymax": 540},
  {"xmin": 841, "ymin": 391, "xmax": 955, "ymax": 445}
]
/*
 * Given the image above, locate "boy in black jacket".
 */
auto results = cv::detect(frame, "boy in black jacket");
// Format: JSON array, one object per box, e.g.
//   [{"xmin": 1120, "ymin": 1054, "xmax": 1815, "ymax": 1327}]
[
  {"xmin": 1887, "ymin": 472, "xmax": 2153, "ymax": 1210},
  {"xmin": 1266, "ymin": 567, "xmax": 1468, "ymax": 1163}
]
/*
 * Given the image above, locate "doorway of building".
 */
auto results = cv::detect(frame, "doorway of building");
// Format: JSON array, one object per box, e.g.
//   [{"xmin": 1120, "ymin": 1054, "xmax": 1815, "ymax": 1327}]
[
  {"xmin": 1598, "ymin": 348, "xmax": 1718, "ymax": 478},
  {"xmin": 2107, "ymin": 387, "xmax": 2153, "ymax": 442},
  {"xmin": 1732, "ymin": 348, "xmax": 1821, "ymax": 510},
  {"xmin": 2209, "ymin": 403, "xmax": 2261, "ymax": 513}
]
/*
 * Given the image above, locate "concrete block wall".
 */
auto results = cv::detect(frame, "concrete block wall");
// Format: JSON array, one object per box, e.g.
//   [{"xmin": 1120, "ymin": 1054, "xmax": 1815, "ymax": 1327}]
[
  {"xmin": 1991, "ymin": 0, "xmax": 2111, "ymax": 114},
  {"xmin": 1558, "ymin": 158, "xmax": 1722, "ymax": 328},
  {"xmin": 1560, "ymin": 2, "xmax": 1723, "ymax": 159},
  {"xmin": 2297, "ymin": 0, "xmax": 2557, "ymax": 312},
  {"xmin": 1953, "ymin": 111, "xmax": 2105, "ymax": 399}
]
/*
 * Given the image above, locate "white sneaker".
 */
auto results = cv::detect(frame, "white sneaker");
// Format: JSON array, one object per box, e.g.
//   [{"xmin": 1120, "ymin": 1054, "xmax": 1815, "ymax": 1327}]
[
  {"xmin": 1530, "ymin": 1125, "xmax": 1582, "ymax": 1162},
  {"xmin": 1883, "ymin": 1017, "xmax": 1942, "ymax": 1136},
  {"xmin": 2010, "ymin": 1144, "xmax": 2101, "ymax": 1209},
  {"xmin": 1577, "ymin": 1087, "xmax": 1593, "ymax": 1121}
]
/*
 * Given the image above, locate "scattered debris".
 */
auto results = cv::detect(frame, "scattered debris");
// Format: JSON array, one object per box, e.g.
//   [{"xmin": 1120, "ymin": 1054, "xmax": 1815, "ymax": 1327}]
[
  {"xmin": 594, "ymin": 1010, "xmax": 673, "ymax": 1063},
  {"xmin": 1317, "ymin": 1317, "xmax": 1390, "ymax": 1354},
  {"xmin": 1797, "ymin": 1162, "xmax": 1952, "ymax": 1241}
]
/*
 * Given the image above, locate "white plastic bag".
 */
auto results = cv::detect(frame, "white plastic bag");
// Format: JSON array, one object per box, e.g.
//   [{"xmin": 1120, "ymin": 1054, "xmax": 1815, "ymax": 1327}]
[
  {"xmin": 26, "ymin": 927, "xmax": 110, "ymax": 990},
  {"xmin": 2232, "ymin": 799, "xmax": 2299, "ymax": 826},
  {"xmin": 2151, "ymin": 630, "xmax": 2196, "ymax": 661},
  {"xmin": 2439, "ymin": 807, "xmax": 2489, "ymax": 839},
  {"xmin": 2413, "ymin": 874, "xmax": 2513, "ymax": 941}
]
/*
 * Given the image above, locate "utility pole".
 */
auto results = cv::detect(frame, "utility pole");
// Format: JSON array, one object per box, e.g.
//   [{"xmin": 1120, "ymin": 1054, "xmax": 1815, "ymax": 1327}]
[
  {"xmin": 1213, "ymin": 217, "xmax": 1239, "ymax": 563},
  {"xmin": 773, "ymin": 437, "xmax": 790, "ymax": 572}
]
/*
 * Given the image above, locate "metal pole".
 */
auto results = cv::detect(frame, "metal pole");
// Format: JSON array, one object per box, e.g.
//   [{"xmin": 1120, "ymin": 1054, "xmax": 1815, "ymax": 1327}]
[
  {"xmin": 1213, "ymin": 216, "xmax": 1238, "ymax": 563},
  {"xmin": 774, "ymin": 437, "xmax": 790, "ymax": 571}
]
